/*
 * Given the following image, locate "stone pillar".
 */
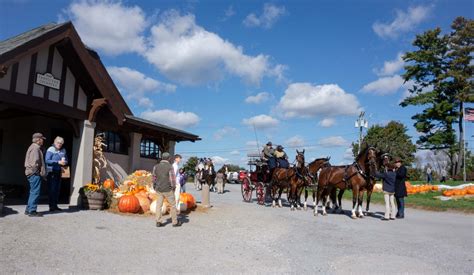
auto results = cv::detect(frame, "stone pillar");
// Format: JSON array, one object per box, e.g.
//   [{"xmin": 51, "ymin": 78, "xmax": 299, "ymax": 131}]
[
  {"xmin": 128, "ymin": 132, "xmax": 142, "ymax": 173},
  {"xmin": 70, "ymin": 120, "xmax": 95, "ymax": 206},
  {"xmin": 201, "ymin": 184, "xmax": 211, "ymax": 208},
  {"xmin": 168, "ymin": 141, "xmax": 176, "ymax": 156}
]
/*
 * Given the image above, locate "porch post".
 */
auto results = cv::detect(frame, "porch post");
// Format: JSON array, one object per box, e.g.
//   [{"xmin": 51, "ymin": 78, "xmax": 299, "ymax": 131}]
[
  {"xmin": 168, "ymin": 141, "xmax": 176, "ymax": 156},
  {"xmin": 129, "ymin": 132, "xmax": 142, "ymax": 172},
  {"xmin": 70, "ymin": 120, "xmax": 95, "ymax": 206}
]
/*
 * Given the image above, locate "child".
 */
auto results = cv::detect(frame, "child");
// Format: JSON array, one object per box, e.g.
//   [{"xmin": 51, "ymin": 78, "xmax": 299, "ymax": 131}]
[{"xmin": 179, "ymin": 168, "xmax": 187, "ymax": 193}]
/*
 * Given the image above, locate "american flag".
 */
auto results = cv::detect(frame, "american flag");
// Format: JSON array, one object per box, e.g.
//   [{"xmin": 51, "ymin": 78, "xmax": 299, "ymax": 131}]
[{"xmin": 466, "ymin": 108, "xmax": 474, "ymax": 122}]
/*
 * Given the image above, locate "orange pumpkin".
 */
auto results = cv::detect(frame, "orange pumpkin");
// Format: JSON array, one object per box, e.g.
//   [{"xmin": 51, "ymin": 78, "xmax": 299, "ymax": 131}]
[
  {"xmin": 467, "ymin": 189, "xmax": 474, "ymax": 195},
  {"xmin": 459, "ymin": 189, "xmax": 467, "ymax": 196},
  {"xmin": 431, "ymin": 185, "xmax": 439, "ymax": 191},
  {"xmin": 179, "ymin": 193, "xmax": 196, "ymax": 209},
  {"xmin": 442, "ymin": 190, "xmax": 452, "ymax": 197},
  {"xmin": 103, "ymin": 179, "xmax": 115, "ymax": 190},
  {"xmin": 118, "ymin": 194, "xmax": 141, "ymax": 213}
]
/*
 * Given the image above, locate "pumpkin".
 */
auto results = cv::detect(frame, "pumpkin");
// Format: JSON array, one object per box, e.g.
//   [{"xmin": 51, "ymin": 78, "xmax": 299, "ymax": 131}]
[
  {"xmin": 124, "ymin": 180, "xmax": 135, "ymax": 186},
  {"xmin": 443, "ymin": 190, "xmax": 453, "ymax": 197},
  {"xmin": 118, "ymin": 194, "xmax": 141, "ymax": 213},
  {"xmin": 467, "ymin": 189, "xmax": 474, "ymax": 195},
  {"xmin": 103, "ymin": 179, "xmax": 115, "ymax": 190},
  {"xmin": 179, "ymin": 193, "xmax": 196, "ymax": 209},
  {"xmin": 459, "ymin": 189, "xmax": 467, "ymax": 196},
  {"xmin": 149, "ymin": 198, "xmax": 170, "ymax": 215},
  {"xmin": 405, "ymin": 181, "xmax": 412, "ymax": 188},
  {"xmin": 134, "ymin": 193, "xmax": 151, "ymax": 213},
  {"xmin": 431, "ymin": 185, "xmax": 439, "ymax": 191}
]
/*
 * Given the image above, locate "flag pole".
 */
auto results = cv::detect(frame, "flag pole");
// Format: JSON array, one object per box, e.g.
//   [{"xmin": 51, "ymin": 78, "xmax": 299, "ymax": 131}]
[{"xmin": 463, "ymin": 105, "xmax": 466, "ymax": 183}]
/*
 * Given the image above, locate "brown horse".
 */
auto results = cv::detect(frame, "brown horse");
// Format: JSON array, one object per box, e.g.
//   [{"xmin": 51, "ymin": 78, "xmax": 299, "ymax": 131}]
[
  {"xmin": 287, "ymin": 150, "xmax": 308, "ymax": 210},
  {"xmin": 301, "ymin": 157, "xmax": 331, "ymax": 210},
  {"xmin": 270, "ymin": 150, "xmax": 305, "ymax": 209},
  {"xmin": 315, "ymin": 145, "xmax": 377, "ymax": 218}
]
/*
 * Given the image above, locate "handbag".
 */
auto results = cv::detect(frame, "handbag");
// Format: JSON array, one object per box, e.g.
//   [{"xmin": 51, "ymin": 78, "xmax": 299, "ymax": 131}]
[{"xmin": 61, "ymin": 166, "xmax": 70, "ymax": 178}]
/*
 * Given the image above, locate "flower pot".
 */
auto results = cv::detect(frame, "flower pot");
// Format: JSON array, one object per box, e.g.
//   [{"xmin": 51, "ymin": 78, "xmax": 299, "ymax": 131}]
[{"xmin": 82, "ymin": 191, "xmax": 105, "ymax": 210}]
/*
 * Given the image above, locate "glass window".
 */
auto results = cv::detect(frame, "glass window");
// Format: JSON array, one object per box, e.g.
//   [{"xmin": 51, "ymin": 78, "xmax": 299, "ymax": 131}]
[
  {"xmin": 140, "ymin": 139, "xmax": 160, "ymax": 159},
  {"xmin": 99, "ymin": 131, "xmax": 127, "ymax": 154}
]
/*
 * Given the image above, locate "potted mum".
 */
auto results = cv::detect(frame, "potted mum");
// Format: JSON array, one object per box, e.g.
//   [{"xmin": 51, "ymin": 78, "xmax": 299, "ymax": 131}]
[{"xmin": 80, "ymin": 183, "xmax": 107, "ymax": 210}]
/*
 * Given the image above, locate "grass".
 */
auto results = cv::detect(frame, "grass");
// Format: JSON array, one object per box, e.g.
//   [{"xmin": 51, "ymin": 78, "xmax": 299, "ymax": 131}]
[{"xmin": 338, "ymin": 180, "xmax": 474, "ymax": 213}]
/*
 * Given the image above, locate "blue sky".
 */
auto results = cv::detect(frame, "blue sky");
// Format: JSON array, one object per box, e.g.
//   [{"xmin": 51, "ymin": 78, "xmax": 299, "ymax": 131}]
[{"xmin": 1, "ymin": 0, "xmax": 473, "ymax": 167}]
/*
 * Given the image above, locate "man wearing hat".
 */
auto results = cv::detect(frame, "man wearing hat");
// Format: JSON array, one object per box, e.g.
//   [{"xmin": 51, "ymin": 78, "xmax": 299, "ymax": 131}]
[
  {"xmin": 274, "ymin": 145, "xmax": 289, "ymax": 168},
  {"xmin": 394, "ymin": 157, "xmax": 407, "ymax": 219},
  {"xmin": 24, "ymin": 133, "xmax": 47, "ymax": 217},
  {"xmin": 152, "ymin": 152, "xmax": 182, "ymax": 227},
  {"xmin": 262, "ymin": 141, "xmax": 276, "ymax": 170}
]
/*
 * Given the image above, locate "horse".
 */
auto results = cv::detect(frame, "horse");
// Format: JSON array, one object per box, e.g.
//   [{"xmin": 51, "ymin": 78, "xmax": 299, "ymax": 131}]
[
  {"xmin": 315, "ymin": 145, "xmax": 377, "ymax": 219},
  {"xmin": 194, "ymin": 159, "xmax": 206, "ymax": 191},
  {"xmin": 270, "ymin": 150, "xmax": 306, "ymax": 210},
  {"xmin": 301, "ymin": 157, "xmax": 331, "ymax": 210},
  {"xmin": 333, "ymin": 150, "xmax": 389, "ymax": 215},
  {"xmin": 202, "ymin": 160, "xmax": 216, "ymax": 192},
  {"xmin": 287, "ymin": 150, "xmax": 309, "ymax": 210}
]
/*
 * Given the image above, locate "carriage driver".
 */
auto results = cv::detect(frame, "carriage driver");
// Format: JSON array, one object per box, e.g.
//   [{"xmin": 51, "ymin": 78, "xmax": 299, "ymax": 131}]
[
  {"xmin": 262, "ymin": 141, "xmax": 276, "ymax": 170},
  {"xmin": 274, "ymin": 145, "xmax": 289, "ymax": 169}
]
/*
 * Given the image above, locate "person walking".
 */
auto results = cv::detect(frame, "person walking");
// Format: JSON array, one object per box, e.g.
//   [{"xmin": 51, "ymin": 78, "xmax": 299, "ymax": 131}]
[
  {"xmin": 426, "ymin": 165, "xmax": 432, "ymax": 184},
  {"xmin": 216, "ymin": 171, "xmax": 225, "ymax": 194},
  {"xmin": 45, "ymin": 136, "xmax": 68, "ymax": 212},
  {"xmin": 394, "ymin": 157, "xmax": 407, "ymax": 219},
  {"xmin": 172, "ymin": 154, "xmax": 182, "ymax": 210},
  {"xmin": 24, "ymin": 133, "xmax": 47, "ymax": 217},
  {"xmin": 375, "ymin": 165, "xmax": 397, "ymax": 221},
  {"xmin": 153, "ymin": 152, "xmax": 182, "ymax": 227}
]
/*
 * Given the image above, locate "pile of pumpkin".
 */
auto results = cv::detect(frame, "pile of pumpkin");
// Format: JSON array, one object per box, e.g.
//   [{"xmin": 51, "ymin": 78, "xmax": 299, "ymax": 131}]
[
  {"xmin": 442, "ymin": 186, "xmax": 474, "ymax": 197},
  {"xmin": 106, "ymin": 170, "xmax": 196, "ymax": 215},
  {"xmin": 405, "ymin": 181, "xmax": 439, "ymax": 195}
]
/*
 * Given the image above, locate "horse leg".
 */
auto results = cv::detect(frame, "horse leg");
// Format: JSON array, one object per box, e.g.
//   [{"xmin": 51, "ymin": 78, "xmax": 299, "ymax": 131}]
[
  {"xmin": 312, "ymin": 186, "xmax": 316, "ymax": 210},
  {"xmin": 365, "ymin": 189, "xmax": 373, "ymax": 215},
  {"xmin": 304, "ymin": 187, "xmax": 308, "ymax": 211},
  {"xmin": 314, "ymin": 186, "xmax": 322, "ymax": 216},
  {"xmin": 351, "ymin": 186, "xmax": 359, "ymax": 219},
  {"xmin": 337, "ymin": 189, "xmax": 345, "ymax": 214},
  {"xmin": 329, "ymin": 188, "xmax": 337, "ymax": 213},
  {"xmin": 271, "ymin": 185, "xmax": 277, "ymax": 207},
  {"xmin": 358, "ymin": 190, "xmax": 364, "ymax": 218},
  {"xmin": 321, "ymin": 192, "xmax": 328, "ymax": 216}
]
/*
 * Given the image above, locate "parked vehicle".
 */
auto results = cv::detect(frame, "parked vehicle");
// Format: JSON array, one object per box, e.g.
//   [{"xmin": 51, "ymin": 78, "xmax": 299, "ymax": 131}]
[{"xmin": 226, "ymin": 172, "xmax": 239, "ymax": 183}]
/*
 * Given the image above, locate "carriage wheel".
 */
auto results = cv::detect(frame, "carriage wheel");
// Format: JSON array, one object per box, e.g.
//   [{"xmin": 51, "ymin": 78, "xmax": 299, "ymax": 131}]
[
  {"xmin": 256, "ymin": 182, "xmax": 266, "ymax": 205},
  {"xmin": 241, "ymin": 177, "xmax": 252, "ymax": 202}
]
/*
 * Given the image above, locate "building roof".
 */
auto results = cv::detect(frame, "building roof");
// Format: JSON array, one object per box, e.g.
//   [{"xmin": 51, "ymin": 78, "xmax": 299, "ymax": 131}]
[
  {"xmin": 0, "ymin": 22, "xmax": 201, "ymax": 143},
  {"xmin": 124, "ymin": 115, "xmax": 201, "ymax": 142},
  {"xmin": 0, "ymin": 23, "xmax": 66, "ymax": 55}
]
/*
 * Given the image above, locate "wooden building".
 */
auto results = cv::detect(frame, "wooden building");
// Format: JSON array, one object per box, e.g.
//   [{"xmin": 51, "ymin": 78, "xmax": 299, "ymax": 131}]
[{"xmin": 0, "ymin": 22, "xmax": 200, "ymax": 205}]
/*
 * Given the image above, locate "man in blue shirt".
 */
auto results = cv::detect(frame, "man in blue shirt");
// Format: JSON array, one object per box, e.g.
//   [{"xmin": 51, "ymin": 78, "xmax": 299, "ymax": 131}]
[{"xmin": 45, "ymin": 136, "xmax": 68, "ymax": 212}]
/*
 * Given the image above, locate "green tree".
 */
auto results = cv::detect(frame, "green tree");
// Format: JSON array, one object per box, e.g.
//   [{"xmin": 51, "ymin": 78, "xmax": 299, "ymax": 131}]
[
  {"xmin": 352, "ymin": 121, "xmax": 417, "ymax": 166},
  {"xmin": 182, "ymin": 156, "xmax": 198, "ymax": 176},
  {"xmin": 226, "ymin": 164, "xmax": 245, "ymax": 172},
  {"xmin": 401, "ymin": 17, "xmax": 473, "ymax": 176}
]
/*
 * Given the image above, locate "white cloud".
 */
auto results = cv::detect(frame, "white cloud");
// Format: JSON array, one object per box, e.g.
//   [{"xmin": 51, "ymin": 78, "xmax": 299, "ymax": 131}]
[
  {"xmin": 361, "ymin": 75, "xmax": 405, "ymax": 95},
  {"xmin": 245, "ymin": 140, "xmax": 258, "ymax": 147},
  {"xmin": 319, "ymin": 118, "xmax": 336, "ymax": 128},
  {"xmin": 214, "ymin": 126, "xmax": 238, "ymax": 140},
  {"xmin": 277, "ymin": 83, "xmax": 361, "ymax": 118},
  {"xmin": 108, "ymin": 66, "xmax": 176, "ymax": 93},
  {"xmin": 245, "ymin": 92, "xmax": 271, "ymax": 104},
  {"xmin": 65, "ymin": 1, "xmax": 147, "ymax": 55},
  {"xmin": 242, "ymin": 114, "xmax": 279, "ymax": 129},
  {"xmin": 243, "ymin": 3, "xmax": 286, "ymax": 29},
  {"xmin": 319, "ymin": 136, "xmax": 349, "ymax": 147},
  {"xmin": 343, "ymin": 147, "xmax": 354, "ymax": 161},
  {"xmin": 144, "ymin": 10, "xmax": 284, "ymax": 85},
  {"xmin": 285, "ymin": 136, "xmax": 305, "ymax": 147},
  {"xmin": 141, "ymin": 109, "xmax": 200, "ymax": 129},
  {"xmin": 107, "ymin": 66, "xmax": 176, "ymax": 107},
  {"xmin": 373, "ymin": 5, "xmax": 432, "ymax": 39},
  {"xmin": 211, "ymin": 156, "xmax": 229, "ymax": 166},
  {"xmin": 221, "ymin": 5, "xmax": 235, "ymax": 21},
  {"xmin": 375, "ymin": 53, "xmax": 404, "ymax": 76},
  {"xmin": 229, "ymin": 150, "xmax": 240, "ymax": 156}
]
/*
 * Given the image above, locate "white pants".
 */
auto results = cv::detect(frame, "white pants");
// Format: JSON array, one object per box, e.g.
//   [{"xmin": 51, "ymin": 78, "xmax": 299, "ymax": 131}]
[
  {"xmin": 384, "ymin": 192, "xmax": 396, "ymax": 219},
  {"xmin": 174, "ymin": 184, "xmax": 181, "ymax": 208}
]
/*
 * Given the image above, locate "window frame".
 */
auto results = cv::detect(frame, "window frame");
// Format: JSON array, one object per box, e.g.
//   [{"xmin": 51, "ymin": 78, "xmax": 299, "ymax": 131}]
[
  {"xmin": 140, "ymin": 139, "xmax": 160, "ymax": 159},
  {"xmin": 100, "ymin": 131, "xmax": 128, "ymax": 155}
]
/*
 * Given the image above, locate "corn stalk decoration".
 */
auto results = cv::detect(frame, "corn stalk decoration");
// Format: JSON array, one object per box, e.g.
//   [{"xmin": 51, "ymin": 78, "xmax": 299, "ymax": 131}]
[{"xmin": 93, "ymin": 133, "xmax": 108, "ymax": 184}]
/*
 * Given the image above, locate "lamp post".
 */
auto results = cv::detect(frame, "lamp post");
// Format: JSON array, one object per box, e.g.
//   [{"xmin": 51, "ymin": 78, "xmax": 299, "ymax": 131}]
[{"xmin": 355, "ymin": 111, "xmax": 369, "ymax": 154}]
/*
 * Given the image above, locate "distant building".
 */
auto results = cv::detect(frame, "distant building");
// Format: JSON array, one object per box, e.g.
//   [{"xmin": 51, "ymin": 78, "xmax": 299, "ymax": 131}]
[{"xmin": 0, "ymin": 22, "xmax": 200, "ymax": 205}]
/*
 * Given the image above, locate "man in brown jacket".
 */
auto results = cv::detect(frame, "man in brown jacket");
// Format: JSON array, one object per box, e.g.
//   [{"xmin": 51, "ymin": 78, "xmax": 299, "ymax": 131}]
[
  {"xmin": 25, "ymin": 133, "xmax": 46, "ymax": 217},
  {"xmin": 153, "ymin": 152, "xmax": 182, "ymax": 227}
]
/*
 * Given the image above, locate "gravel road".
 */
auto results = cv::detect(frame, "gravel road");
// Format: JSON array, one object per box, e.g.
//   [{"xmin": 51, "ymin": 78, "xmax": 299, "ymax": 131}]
[{"xmin": 1, "ymin": 183, "xmax": 473, "ymax": 274}]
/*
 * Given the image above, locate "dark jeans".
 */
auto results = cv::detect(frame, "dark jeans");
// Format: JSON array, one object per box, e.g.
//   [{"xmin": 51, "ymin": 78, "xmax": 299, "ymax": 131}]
[
  {"xmin": 47, "ymin": 171, "xmax": 61, "ymax": 209},
  {"xmin": 27, "ymin": 174, "xmax": 42, "ymax": 212},
  {"xmin": 427, "ymin": 173, "xmax": 432, "ymax": 183},
  {"xmin": 395, "ymin": 196, "xmax": 405, "ymax": 217}
]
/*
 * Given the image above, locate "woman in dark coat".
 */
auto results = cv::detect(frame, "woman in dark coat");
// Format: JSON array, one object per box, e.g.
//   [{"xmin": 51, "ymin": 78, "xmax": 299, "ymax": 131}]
[{"xmin": 394, "ymin": 157, "xmax": 407, "ymax": 219}]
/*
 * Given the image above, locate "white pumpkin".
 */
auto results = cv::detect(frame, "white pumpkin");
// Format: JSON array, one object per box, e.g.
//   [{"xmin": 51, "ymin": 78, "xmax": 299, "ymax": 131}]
[
  {"xmin": 149, "ymin": 199, "xmax": 170, "ymax": 215},
  {"xmin": 373, "ymin": 183, "xmax": 383, "ymax": 193}
]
